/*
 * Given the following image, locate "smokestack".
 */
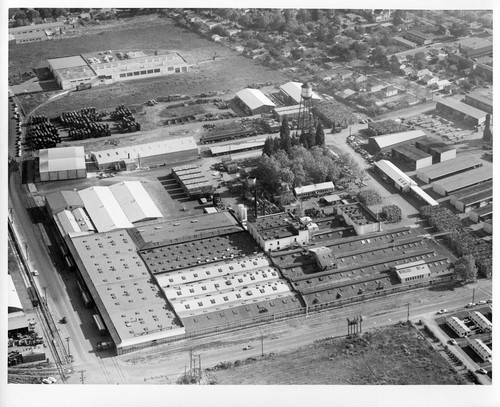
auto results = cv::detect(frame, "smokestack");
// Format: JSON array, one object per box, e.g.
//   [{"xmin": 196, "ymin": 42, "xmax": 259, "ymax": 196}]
[{"xmin": 254, "ymin": 190, "xmax": 258, "ymax": 218}]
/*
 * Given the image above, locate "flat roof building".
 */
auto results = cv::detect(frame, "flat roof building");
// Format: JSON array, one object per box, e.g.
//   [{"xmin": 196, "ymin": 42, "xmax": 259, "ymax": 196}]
[
  {"xmin": 455, "ymin": 37, "xmax": 493, "ymax": 58},
  {"xmin": 436, "ymin": 99, "xmax": 487, "ymax": 127},
  {"xmin": 39, "ymin": 146, "xmax": 87, "ymax": 182},
  {"xmin": 464, "ymin": 91, "xmax": 493, "ymax": 114},
  {"xmin": 469, "ymin": 203, "xmax": 493, "ymax": 223},
  {"xmin": 374, "ymin": 160, "xmax": 415, "ymax": 192},
  {"xmin": 294, "ymin": 182, "xmax": 335, "ymax": 198},
  {"xmin": 414, "ymin": 137, "xmax": 456, "ymax": 164},
  {"xmin": 47, "ymin": 55, "xmax": 97, "ymax": 90},
  {"xmin": 279, "ymin": 82, "xmax": 321, "ymax": 105},
  {"xmin": 432, "ymin": 166, "xmax": 492, "ymax": 197},
  {"xmin": 449, "ymin": 181, "xmax": 492, "ymax": 213},
  {"xmin": 273, "ymin": 105, "xmax": 302, "ymax": 120},
  {"xmin": 391, "ymin": 144, "xmax": 433, "ymax": 170},
  {"xmin": 336, "ymin": 203, "xmax": 382, "ymax": 235},
  {"xmin": 409, "ymin": 185, "xmax": 439, "ymax": 207},
  {"xmin": 368, "ymin": 130, "xmax": 426, "ymax": 152},
  {"xmin": 392, "ymin": 260, "xmax": 431, "ymax": 283},
  {"xmin": 91, "ymin": 136, "xmax": 198, "ymax": 170},
  {"xmin": 416, "ymin": 156, "xmax": 482, "ymax": 184},
  {"xmin": 171, "ymin": 165, "xmax": 214, "ymax": 197},
  {"xmin": 66, "ymin": 230, "xmax": 185, "ymax": 354},
  {"xmin": 234, "ymin": 88, "xmax": 276, "ymax": 116}
]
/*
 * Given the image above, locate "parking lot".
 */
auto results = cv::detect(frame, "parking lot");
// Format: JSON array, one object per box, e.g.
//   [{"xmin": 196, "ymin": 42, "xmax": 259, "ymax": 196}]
[{"xmin": 406, "ymin": 113, "xmax": 480, "ymax": 144}]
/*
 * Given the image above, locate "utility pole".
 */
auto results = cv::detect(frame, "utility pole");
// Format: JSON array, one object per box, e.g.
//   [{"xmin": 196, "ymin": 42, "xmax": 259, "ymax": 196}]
[
  {"xmin": 79, "ymin": 370, "xmax": 86, "ymax": 384},
  {"xmin": 66, "ymin": 337, "xmax": 71, "ymax": 360},
  {"xmin": 24, "ymin": 242, "xmax": 28, "ymax": 263},
  {"xmin": 472, "ymin": 288, "xmax": 476, "ymax": 304},
  {"xmin": 43, "ymin": 287, "xmax": 48, "ymax": 305},
  {"xmin": 407, "ymin": 303, "xmax": 410, "ymax": 323},
  {"xmin": 261, "ymin": 333, "xmax": 264, "ymax": 357},
  {"xmin": 198, "ymin": 354, "xmax": 202, "ymax": 384}
]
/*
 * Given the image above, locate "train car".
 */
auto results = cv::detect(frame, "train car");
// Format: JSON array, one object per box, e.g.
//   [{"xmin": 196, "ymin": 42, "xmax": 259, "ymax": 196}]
[
  {"xmin": 27, "ymin": 286, "xmax": 39, "ymax": 307},
  {"xmin": 93, "ymin": 314, "xmax": 107, "ymax": 336},
  {"xmin": 81, "ymin": 291, "xmax": 93, "ymax": 308},
  {"xmin": 199, "ymin": 127, "xmax": 257, "ymax": 144}
]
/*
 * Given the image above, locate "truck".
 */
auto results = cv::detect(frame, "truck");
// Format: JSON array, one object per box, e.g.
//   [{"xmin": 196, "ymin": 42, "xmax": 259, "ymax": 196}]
[
  {"xmin": 76, "ymin": 83, "xmax": 92, "ymax": 91},
  {"xmin": 97, "ymin": 341, "xmax": 114, "ymax": 351}
]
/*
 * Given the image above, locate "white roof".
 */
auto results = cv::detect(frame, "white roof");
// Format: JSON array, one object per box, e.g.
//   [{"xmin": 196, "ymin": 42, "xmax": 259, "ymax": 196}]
[
  {"xmin": 410, "ymin": 185, "xmax": 439, "ymax": 206},
  {"xmin": 279, "ymin": 82, "xmax": 321, "ymax": 104},
  {"xmin": 294, "ymin": 182, "xmax": 335, "ymax": 196},
  {"xmin": 39, "ymin": 146, "xmax": 86, "ymax": 174},
  {"xmin": 78, "ymin": 187, "xmax": 133, "ymax": 232},
  {"xmin": 109, "ymin": 181, "xmax": 163, "ymax": 223},
  {"xmin": 92, "ymin": 137, "xmax": 198, "ymax": 165},
  {"xmin": 56, "ymin": 210, "xmax": 82, "ymax": 234},
  {"xmin": 369, "ymin": 130, "xmax": 426, "ymax": 149},
  {"xmin": 235, "ymin": 88, "xmax": 275, "ymax": 111},
  {"xmin": 375, "ymin": 160, "xmax": 416, "ymax": 189},
  {"xmin": 8, "ymin": 274, "xmax": 23, "ymax": 312}
]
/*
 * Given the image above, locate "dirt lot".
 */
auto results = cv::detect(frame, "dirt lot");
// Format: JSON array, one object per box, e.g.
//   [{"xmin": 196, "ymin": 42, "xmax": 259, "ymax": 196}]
[
  {"xmin": 11, "ymin": 18, "xmax": 288, "ymax": 116},
  {"xmin": 208, "ymin": 324, "xmax": 466, "ymax": 385}
]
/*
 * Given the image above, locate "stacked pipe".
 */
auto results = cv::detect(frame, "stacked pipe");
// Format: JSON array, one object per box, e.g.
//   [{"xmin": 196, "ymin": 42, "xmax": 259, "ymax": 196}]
[{"xmin": 26, "ymin": 115, "xmax": 60, "ymax": 150}]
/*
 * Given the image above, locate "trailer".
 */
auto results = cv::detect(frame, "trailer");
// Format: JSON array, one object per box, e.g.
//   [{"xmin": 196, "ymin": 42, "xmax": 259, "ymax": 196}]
[{"xmin": 27, "ymin": 286, "xmax": 39, "ymax": 307}]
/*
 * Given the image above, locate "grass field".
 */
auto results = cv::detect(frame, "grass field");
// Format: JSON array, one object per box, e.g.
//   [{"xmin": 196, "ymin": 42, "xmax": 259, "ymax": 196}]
[
  {"xmin": 11, "ymin": 18, "xmax": 288, "ymax": 116},
  {"xmin": 207, "ymin": 324, "xmax": 466, "ymax": 385}
]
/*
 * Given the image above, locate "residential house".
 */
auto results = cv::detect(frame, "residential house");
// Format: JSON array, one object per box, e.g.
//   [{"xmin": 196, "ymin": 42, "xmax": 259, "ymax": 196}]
[
  {"xmin": 211, "ymin": 34, "xmax": 222, "ymax": 42},
  {"xmin": 367, "ymin": 82, "xmax": 385, "ymax": 93},
  {"xmin": 384, "ymin": 86, "xmax": 398, "ymax": 97},
  {"xmin": 334, "ymin": 69, "xmax": 353, "ymax": 80},
  {"xmin": 353, "ymin": 74, "xmax": 367, "ymax": 84},
  {"xmin": 402, "ymin": 66, "xmax": 413, "ymax": 76},
  {"xmin": 412, "ymin": 68, "xmax": 432, "ymax": 79},
  {"xmin": 421, "ymin": 75, "xmax": 438, "ymax": 86}
]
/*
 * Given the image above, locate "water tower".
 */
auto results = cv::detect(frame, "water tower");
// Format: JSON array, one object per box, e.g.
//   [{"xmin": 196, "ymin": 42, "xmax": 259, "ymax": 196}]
[{"xmin": 297, "ymin": 82, "xmax": 315, "ymax": 135}]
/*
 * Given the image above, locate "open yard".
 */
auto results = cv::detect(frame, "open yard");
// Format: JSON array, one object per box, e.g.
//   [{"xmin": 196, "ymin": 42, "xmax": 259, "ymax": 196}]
[
  {"xmin": 207, "ymin": 324, "xmax": 466, "ymax": 385},
  {"xmin": 11, "ymin": 19, "xmax": 288, "ymax": 116}
]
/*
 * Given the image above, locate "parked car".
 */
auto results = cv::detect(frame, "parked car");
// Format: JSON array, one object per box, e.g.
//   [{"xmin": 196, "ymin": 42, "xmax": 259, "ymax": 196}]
[
  {"xmin": 465, "ymin": 303, "xmax": 475, "ymax": 308},
  {"xmin": 448, "ymin": 339, "xmax": 458, "ymax": 345},
  {"xmin": 243, "ymin": 345, "xmax": 254, "ymax": 351},
  {"xmin": 437, "ymin": 309, "xmax": 448, "ymax": 314},
  {"xmin": 476, "ymin": 368, "xmax": 488, "ymax": 375},
  {"xmin": 477, "ymin": 300, "xmax": 487, "ymax": 305}
]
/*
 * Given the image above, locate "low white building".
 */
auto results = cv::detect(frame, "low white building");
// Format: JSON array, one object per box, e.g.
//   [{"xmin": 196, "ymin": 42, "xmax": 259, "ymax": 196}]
[
  {"xmin": 446, "ymin": 316, "xmax": 471, "ymax": 338},
  {"xmin": 469, "ymin": 338, "xmax": 492, "ymax": 362},
  {"xmin": 468, "ymin": 311, "xmax": 492, "ymax": 333},
  {"xmin": 294, "ymin": 182, "xmax": 335, "ymax": 198},
  {"xmin": 39, "ymin": 146, "xmax": 87, "ymax": 182}
]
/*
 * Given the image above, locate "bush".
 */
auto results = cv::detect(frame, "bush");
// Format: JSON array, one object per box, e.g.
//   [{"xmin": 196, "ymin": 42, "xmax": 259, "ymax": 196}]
[{"xmin": 382, "ymin": 205, "xmax": 402, "ymax": 223}]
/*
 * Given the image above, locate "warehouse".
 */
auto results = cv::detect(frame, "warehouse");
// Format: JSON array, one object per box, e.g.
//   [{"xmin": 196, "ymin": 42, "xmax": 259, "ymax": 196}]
[
  {"xmin": 45, "ymin": 190, "xmax": 85, "ymax": 215},
  {"xmin": 414, "ymin": 137, "xmax": 456, "ymax": 164},
  {"xmin": 66, "ymin": 230, "xmax": 186, "ymax": 355},
  {"xmin": 432, "ymin": 166, "xmax": 492, "ymax": 196},
  {"xmin": 392, "ymin": 260, "xmax": 431, "ymax": 283},
  {"xmin": 469, "ymin": 203, "xmax": 493, "ymax": 223},
  {"xmin": 171, "ymin": 165, "xmax": 214, "ymax": 198},
  {"xmin": 209, "ymin": 140, "xmax": 265, "ymax": 156},
  {"xmin": 374, "ymin": 160, "xmax": 415, "ymax": 192},
  {"xmin": 464, "ymin": 91, "xmax": 493, "ymax": 114},
  {"xmin": 336, "ymin": 203, "xmax": 382, "ymax": 235},
  {"xmin": 455, "ymin": 37, "xmax": 493, "ymax": 58},
  {"xmin": 368, "ymin": 130, "xmax": 426, "ymax": 152},
  {"xmin": 294, "ymin": 182, "xmax": 335, "ymax": 199},
  {"xmin": 446, "ymin": 316, "xmax": 471, "ymax": 338},
  {"xmin": 469, "ymin": 339, "xmax": 492, "ymax": 362},
  {"xmin": 416, "ymin": 156, "xmax": 482, "ymax": 184},
  {"xmin": 88, "ymin": 51, "xmax": 189, "ymax": 87},
  {"xmin": 91, "ymin": 136, "xmax": 198, "ymax": 171},
  {"xmin": 47, "ymin": 55, "xmax": 97, "ymax": 90},
  {"xmin": 391, "ymin": 144, "xmax": 433, "ymax": 170},
  {"xmin": 279, "ymin": 81, "xmax": 321, "ymax": 105},
  {"xmin": 234, "ymin": 88, "xmax": 276, "ymax": 116},
  {"xmin": 449, "ymin": 181, "xmax": 492, "ymax": 212},
  {"xmin": 436, "ymin": 99, "xmax": 487, "ymax": 127},
  {"xmin": 273, "ymin": 105, "xmax": 301, "ymax": 120},
  {"xmin": 410, "ymin": 185, "xmax": 439, "ymax": 207},
  {"xmin": 39, "ymin": 146, "xmax": 87, "ymax": 182}
]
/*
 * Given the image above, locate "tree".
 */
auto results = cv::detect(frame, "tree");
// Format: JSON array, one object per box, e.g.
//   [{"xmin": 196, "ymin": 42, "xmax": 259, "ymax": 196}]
[
  {"xmin": 389, "ymin": 55, "xmax": 402, "ymax": 74},
  {"xmin": 454, "ymin": 255, "xmax": 478, "ymax": 283},
  {"xmin": 280, "ymin": 116, "xmax": 291, "ymax": 154},
  {"xmin": 315, "ymin": 123, "xmax": 325, "ymax": 146},
  {"xmin": 450, "ymin": 22, "xmax": 468, "ymax": 37},
  {"xmin": 393, "ymin": 10, "xmax": 407, "ymax": 26},
  {"xmin": 382, "ymin": 205, "xmax": 402, "ymax": 223},
  {"xmin": 482, "ymin": 114, "xmax": 492, "ymax": 143},
  {"xmin": 357, "ymin": 189, "xmax": 382, "ymax": 206}
]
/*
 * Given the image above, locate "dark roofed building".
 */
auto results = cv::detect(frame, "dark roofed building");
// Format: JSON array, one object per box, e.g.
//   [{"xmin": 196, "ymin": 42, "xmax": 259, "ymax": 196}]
[
  {"xmin": 414, "ymin": 136, "xmax": 457, "ymax": 164},
  {"xmin": 45, "ymin": 190, "xmax": 84, "ymax": 214},
  {"xmin": 436, "ymin": 99, "xmax": 487, "ymax": 127},
  {"xmin": 464, "ymin": 91, "xmax": 493, "ymax": 114},
  {"xmin": 391, "ymin": 144, "xmax": 433, "ymax": 170}
]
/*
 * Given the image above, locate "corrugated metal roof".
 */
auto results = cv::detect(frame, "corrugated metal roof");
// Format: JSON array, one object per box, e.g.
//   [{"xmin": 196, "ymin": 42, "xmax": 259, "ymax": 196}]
[
  {"xmin": 235, "ymin": 88, "xmax": 275, "ymax": 111},
  {"xmin": 39, "ymin": 146, "xmax": 86, "ymax": 173},
  {"xmin": 392, "ymin": 144, "xmax": 432, "ymax": 161},
  {"xmin": 375, "ymin": 160, "xmax": 415, "ymax": 189},
  {"xmin": 92, "ymin": 137, "xmax": 198, "ymax": 165},
  {"xmin": 432, "ymin": 166, "xmax": 492, "ymax": 194},
  {"xmin": 370, "ymin": 130, "xmax": 426, "ymax": 149},
  {"xmin": 57, "ymin": 210, "xmax": 82, "ymax": 234},
  {"xmin": 46, "ymin": 190, "xmax": 84, "ymax": 214},
  {"xmin": 449, "ymin": 180, "xmax": 492, "ymax": 201},
  {"xmin": 78, "ymin": 186, "xmax": 133, "ymax": 232},
  {"xmin": 437, "ymin": 99, "xmax": 487, "ymax": 120},
  {"xmin": 417, "ymin": 156, "xmax": 481, "ymax": 180},
  {"xmin": 109, "ymin": 181, "xmax": 163, "ymax": 223},
  {"xmin": 279, "ymin": 82, "xmax": 321, "ymax": 104},
  {"xmin": 410, "ymin": 185, "xmax": 439, "ymax": 206},
  {"xmin": 47, "ymin": 55, "xmax": 89, "ymax": 70}
]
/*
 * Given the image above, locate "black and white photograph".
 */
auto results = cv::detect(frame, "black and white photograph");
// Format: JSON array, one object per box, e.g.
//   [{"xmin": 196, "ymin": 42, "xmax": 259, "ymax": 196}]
[{"xmin": 2, "ymin": 1, "xmax": 497, "ymax": 406}]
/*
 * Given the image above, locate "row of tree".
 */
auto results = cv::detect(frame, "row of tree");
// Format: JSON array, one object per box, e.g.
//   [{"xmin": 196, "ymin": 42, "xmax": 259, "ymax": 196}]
[{"xmin": 419, "ymin": 205, "xmax": 492, "ymax": 280}]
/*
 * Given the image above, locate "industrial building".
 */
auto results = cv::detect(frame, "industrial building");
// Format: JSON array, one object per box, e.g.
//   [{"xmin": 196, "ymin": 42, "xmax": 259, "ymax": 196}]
[
  {"xmin": 432, "ymin": 166, "xmax": 492, "ymax": 196},
  {"xmin": 247, "ymin": 212, "xmax": 311, "ymax": 252},
  {"xmin": 414, "ymin": 137, "xmax": 456, "ymax": 164},
  {"xmin": 9, "ymin": 21, "xmax": 67, "ymax": 44},
  {"xmin": 392, "ymin": 260, "xmax": 431, "ymax": 283},
  {"xmin": 209, "ymin": 140, "xmax": 265, "ymax": 156},
  {"xmin": 416, "ymin": 156, "xmax": 482, "ymax": 184},
  {"xmin": 469, "ymin": 339, "xmax": 492, "ymax": 362},
  {"xmin": 234, "ymin": 88, "xmax": 275, "ymax": 116},
  {"xmin": 446, "ymin": 316, "xmax": 471, "ymax": 338},
  {"xmin": 468, "ymin": 311, "xmax": 492, "ymax": 333},
  {"xmin": 47, "ymin": 182, "xmax": 163, "ymax": 236},
  {"xmin": 368, "ymin": 130, "xmax": 426, "ymax": 152},
  {"xmin": 48, "ymin": 51, "xmax": 189, "ymax": 90},
  {"xmin": 464, "ymin": 91, "xmax": 493, "ymax": 114},
  {"xmin": 409, "ymin": 185, "xmax": 439, "ymax": 207},
  {"xmin": 39, "ymin": 146, "xmax": 87, "ymax": 182},
  {"xmin": 8, "ymin": 274, "xmax": 28, "ymax": 333},
  {"xmin": 171, "ymin": 164, "xmax": 213, "ymax": 198},
  {"xmin": 336, "ymin": 203, "xmax": 382, "ymax": 235},
  {"xmin": 273, "ymin": 105, "xmax": 301, "ymax": 121},
  {"xmin": 449, "ymin": 181, "xmax": 492, "ymax": 212},
  {"xmin": 66, "ymin": 230, "xmax": 186, "ymax": 355},
  {"xmin": 91, "ymin": 137, "xmax": 198, "ymax": 171},
  {"xmin": 469, "ymin": 204, "xmax": 493, "ymax": 223},
  {"xmin": 279, "ymin": 82, "xmax": 321, "ymax": 105},
  {"xmin": 374, "ymin": 160, "xmax": 415, "ymax": 192},
  {"xmin": 392, "ymin": 36, "xmax": 417, "ymax": 49},
  {"xmin": 404, "ymin": 29, "xmax": 434, "ymax": 45},
  {"xmin": 294, "ymin": 182, "xmax": 335, "ymax": 199},
  {"xmin": 436, "ymin": 99, "xmax": 487, "ymax": 127},
  {"xmin": 455, "ymin": 37, "xmax": 493, "ymax": 58},
  {"xmin": 391, "ymin": 144, "xmax": 433, "ymax": 170}
]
